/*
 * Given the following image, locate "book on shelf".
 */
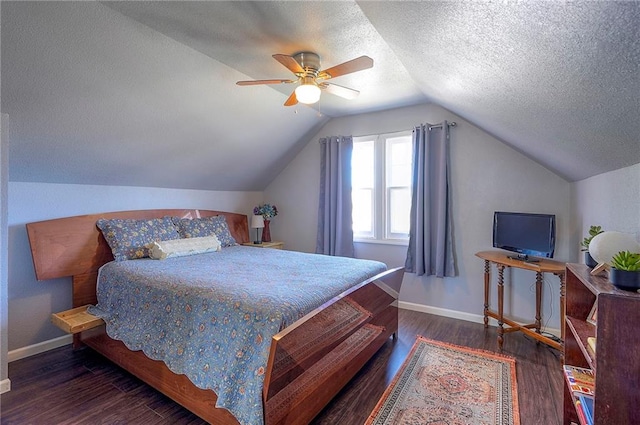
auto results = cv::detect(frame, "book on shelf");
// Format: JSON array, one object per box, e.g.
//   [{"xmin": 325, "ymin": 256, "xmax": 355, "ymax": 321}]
[
  {"xmin": 578, "ymin": 394, "xmax": 594, "ymax": 425},
  {"xmin": 563, "ymin": 364, "xmax": 595, "ymax": 396},
  {"xmin": 587, "ymin": 337, "xmax": 596, "ymax": 354},
  {"xmin": 575, "ymin": 399, "xmax": 589, "ymax": 425}
]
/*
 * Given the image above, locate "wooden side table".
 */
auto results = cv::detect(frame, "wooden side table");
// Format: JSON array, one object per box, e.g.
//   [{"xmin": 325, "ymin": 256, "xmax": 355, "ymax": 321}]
[
  {"xmin": 241, "ymin": 241, "xmax": 284, "ymax": 250},
  {"xmin": 476, "ymin": 250, "xmax": 565, "ymax": 352}
]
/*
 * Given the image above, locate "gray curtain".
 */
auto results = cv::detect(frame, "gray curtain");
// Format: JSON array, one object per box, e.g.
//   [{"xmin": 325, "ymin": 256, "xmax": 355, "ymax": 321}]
[
  {"xmin": 405, "ymin": 122, "xmax": 456, "ymax": 277},
  {"xmin": 316, "ymin": 136, "xmax": 355, "ymax": 257}
]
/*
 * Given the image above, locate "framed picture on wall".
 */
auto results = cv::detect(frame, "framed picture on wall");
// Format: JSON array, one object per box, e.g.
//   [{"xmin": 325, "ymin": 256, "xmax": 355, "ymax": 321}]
[{"xmin": 587, "ymin": 300, "xmax": 598, "ymax": 326}]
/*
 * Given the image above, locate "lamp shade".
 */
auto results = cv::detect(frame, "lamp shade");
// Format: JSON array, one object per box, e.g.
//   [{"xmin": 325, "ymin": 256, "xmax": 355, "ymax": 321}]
[
  {"xmin": 251, "ymin": 215, "xmax": 264, "ymax": 229},
  {"xmin": 589, "ymin": 231, "xmax": 640, "ymax": 265},
  {"xmin": 295, "ymin": 83, "xmax": 321, "ymax": 104}
]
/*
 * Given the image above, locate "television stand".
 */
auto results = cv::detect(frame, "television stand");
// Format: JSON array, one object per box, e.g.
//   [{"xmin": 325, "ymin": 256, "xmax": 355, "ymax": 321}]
[{"xmin": 475, "ymin": 250, "xmax": 565, "ymax": 354}]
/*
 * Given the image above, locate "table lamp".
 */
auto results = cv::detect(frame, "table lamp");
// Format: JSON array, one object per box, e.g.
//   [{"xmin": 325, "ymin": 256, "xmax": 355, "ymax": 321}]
[
  {"xmin": 251, "ymin": 215, "xmax": 264, "ymax": 244},
  {"xmin": 588, "ymin": 231, "xmax": 640, "ymax": 275}
]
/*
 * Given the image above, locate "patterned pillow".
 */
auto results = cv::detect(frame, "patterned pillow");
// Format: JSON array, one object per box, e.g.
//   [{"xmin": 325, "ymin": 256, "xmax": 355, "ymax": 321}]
[
  {"xmin": 172, "ymin": 216, "xmax": 237, "ymax": 247},
  {"xmin": 96, "ymin": 217, "xmax": 181, "ymax": 261}
]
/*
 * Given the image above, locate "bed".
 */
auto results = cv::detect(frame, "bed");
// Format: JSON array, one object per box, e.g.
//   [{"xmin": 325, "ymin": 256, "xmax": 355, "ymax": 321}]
[{"xmin": 26, "ymin": 209, "xmax": 404, "ymax": 425}]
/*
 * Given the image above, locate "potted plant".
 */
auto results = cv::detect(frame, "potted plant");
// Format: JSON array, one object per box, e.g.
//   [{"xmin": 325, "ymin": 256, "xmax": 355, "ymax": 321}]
[
  {"xmin": 610, "ymin": 250, "xmax": 640, "ymax": 290},
  {"xmin": 581, "ymin": 225, "xmax": 603, "ymax": 267}
]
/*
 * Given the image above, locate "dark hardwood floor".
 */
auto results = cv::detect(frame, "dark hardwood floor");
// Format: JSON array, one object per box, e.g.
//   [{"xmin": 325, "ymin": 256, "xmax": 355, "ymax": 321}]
[{"xmin": 0, "ymin": 309, "xmax": 563, "ymax": 424}]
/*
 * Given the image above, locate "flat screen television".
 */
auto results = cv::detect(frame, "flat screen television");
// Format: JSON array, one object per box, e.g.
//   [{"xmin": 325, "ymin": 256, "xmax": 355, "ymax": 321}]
[{"xmin": 493, "ymin": 211, "xmax": 556, "ymax": 260}]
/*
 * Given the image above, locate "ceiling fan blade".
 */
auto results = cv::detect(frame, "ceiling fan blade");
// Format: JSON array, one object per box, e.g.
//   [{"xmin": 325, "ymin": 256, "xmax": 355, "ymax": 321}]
[
  {"xmin": 236, "ymin": 79, "xmax": 295, "ymax": 86},
  {"xmin": 320, "ymin": 83, "xmax": 360, "ymax": 100},
  {"xmin": 318, "ymin": 56, "xmax": 373, "ymax": 80},
  {"xmin": 284, "ymin": 90, "xmax": 298, "ymax": 106},
  {"xmin": 273, "ymin": 54, "xmax": 305, "ymax": 74}
]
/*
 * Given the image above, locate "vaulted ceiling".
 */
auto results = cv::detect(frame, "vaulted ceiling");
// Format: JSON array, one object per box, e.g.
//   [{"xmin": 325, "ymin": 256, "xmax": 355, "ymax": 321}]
[{"xmin": 2, "ymin": 1, "xmax": 638, "ymax": 190}]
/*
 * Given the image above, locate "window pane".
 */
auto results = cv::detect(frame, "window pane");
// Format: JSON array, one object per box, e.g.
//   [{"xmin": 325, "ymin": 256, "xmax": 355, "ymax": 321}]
[
  {"xmin": 388, "ymin": 187, "xmax": 411, "ymax": 237},
  {"xmin": 352, "ymin": 132, "xmax": 412, "ymax": 242},
  {"xmin": 352, "ymin": 188, "xmax": 373, "ymax": 235},
  {"xmin": 386, "ymin": 136, "xmax": 412, "ymax": 187},
  {"xmin": 352, "ymin": 141, "xmax": 374, "ymax": 189}
]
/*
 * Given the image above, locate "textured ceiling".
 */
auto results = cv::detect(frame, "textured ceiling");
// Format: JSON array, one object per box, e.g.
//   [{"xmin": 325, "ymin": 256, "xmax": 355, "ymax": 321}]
[{"xmin": 1, "ymin": 1, "xmax": 639, "ymax": 191}]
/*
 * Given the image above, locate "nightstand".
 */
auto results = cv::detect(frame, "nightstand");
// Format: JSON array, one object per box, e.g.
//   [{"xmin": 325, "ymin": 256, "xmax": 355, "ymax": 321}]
[{"xmin": 242, "ymin": 241, "xmax": 284, "ymax": 250}]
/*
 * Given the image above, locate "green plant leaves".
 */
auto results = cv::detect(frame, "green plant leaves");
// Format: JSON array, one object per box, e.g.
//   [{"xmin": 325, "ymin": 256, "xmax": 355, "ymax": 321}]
[
  {"xmin": 581, "ymin": 225, "xmax": 603, "ymax": 249},
  {"xmin": 611, "ymin": 250, "xmax": 640, "ymax": 272}
]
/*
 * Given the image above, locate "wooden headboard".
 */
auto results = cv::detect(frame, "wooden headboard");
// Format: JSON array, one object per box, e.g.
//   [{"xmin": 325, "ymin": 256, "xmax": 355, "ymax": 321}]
[{"xmin": 26, "ymin": 209, "xmax": 250, "ymax": 281}]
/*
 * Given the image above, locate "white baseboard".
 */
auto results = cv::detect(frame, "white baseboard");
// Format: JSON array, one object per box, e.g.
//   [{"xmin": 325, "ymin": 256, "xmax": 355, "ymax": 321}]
[
  {"xmin": 399, "ymin": 301, "xmax": 561, "ymax": 339},
  {"xmin": 8, "ymin": 334, "xmax": 73, "ymax": 363},
  {"xmin": 0, "ymin": 378, "xmax": 10, "ymax": 394}
]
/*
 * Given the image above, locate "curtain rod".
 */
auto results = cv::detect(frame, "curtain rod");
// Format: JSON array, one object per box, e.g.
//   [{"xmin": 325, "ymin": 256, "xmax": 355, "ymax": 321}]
[
  {"xmin": 323, "ymin": 122, "xmax": 457, "ymax": 141},
  {"xmin": 354, "ymin": 122, "xmax": 457, "ymax": 138},
  {"xmin": 428, "ymin": 122, "xmax": 456, "ymax": 130}
]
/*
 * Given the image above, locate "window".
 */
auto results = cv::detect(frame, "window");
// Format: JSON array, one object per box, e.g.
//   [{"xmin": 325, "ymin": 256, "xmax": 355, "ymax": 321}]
[{"xmin": 351, "ymin": 131, "xmax": 413, "ymax": 243}]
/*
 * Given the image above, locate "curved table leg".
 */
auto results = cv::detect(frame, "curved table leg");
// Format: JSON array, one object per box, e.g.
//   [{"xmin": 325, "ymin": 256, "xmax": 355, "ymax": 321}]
[
  {"xmin": 555, "ymin": 271, "xmax": 566, "ymax": 362},
  {"xmin": 484, "ymin": 260, "xmax": 490, "ymax": 328},
  {"xmin": 497, "ymin": 264, "xmax": 505, "ymax": 350},
  {"xmin": 534, "ymin": 271, "xmax": 543, "ymax": 344}
]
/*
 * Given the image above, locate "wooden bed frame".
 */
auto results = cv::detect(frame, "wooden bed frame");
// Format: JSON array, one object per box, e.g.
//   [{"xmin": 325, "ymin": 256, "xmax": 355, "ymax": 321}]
[{"xmin": 26, "ymin": 209, "xmax": 404, "ymax": 425}]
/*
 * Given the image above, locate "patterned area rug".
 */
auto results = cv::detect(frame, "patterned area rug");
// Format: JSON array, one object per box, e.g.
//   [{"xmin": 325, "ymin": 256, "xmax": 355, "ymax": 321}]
[{"xmin": 366, "ymin": 336, "xmax": 520, "ymax": 425}]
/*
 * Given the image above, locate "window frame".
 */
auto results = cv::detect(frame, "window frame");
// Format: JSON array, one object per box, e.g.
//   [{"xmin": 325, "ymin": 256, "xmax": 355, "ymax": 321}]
[{"xmin": 352, "ymin": 130, "xmax": 413, "ymax": 245}]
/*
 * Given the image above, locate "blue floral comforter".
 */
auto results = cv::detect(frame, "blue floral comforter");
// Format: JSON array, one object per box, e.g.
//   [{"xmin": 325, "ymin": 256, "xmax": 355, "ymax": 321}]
[{"xmin": 88, "ymin": 246, "xmax": 386, "ymax": 425}]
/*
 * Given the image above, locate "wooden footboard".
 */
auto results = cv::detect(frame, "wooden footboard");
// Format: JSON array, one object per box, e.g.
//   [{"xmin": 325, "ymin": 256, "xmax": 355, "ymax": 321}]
[
  {"xmin": 26, "ymin": 209, "xmax": 404, "ymax": 425},
  {"xmin": 264, "ymin": 266, "xmax": 403, "ymax": 425}
]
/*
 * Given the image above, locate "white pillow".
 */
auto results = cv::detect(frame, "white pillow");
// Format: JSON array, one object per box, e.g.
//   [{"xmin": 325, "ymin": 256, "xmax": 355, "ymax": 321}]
[{"xmin": 147, "ymin": 235, "xmax": 221, "ymax": 260}]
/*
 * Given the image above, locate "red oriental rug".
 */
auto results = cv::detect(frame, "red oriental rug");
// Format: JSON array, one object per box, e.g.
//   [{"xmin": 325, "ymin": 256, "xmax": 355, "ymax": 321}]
[{"xmin": 365, "ymin": 336, "xmax": 520, "ymax": 425}]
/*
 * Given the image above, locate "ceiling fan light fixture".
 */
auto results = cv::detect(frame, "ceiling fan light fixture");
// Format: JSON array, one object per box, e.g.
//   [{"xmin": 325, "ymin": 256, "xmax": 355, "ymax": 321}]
[
  {"xmin": 237, "ymin": 52, "xmax": 373, "ymax": 107},
  {"xmin": 295, "ymin": 82, "xmax": 321, "ymax": 104}
]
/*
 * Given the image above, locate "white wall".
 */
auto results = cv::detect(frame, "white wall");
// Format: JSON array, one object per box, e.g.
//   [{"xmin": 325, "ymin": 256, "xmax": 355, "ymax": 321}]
[
  {"xmin": 1, "ymin": 114, "xmax": 10, "ymax": 393},
  {"xmin": 571, "ymin": 163, "xmax": 640, "ymax": 250},
  {"xmin": 266, "ymin": 103, "xmax": 572, "ymax": 331},
  {"xmin": 7, "ymin": 182, "xmax": 262, "ymax": 354}
]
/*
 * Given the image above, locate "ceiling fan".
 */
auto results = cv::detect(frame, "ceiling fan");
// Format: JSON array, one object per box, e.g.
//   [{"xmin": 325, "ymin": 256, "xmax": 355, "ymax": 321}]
[{"xmin": 236, "ymin": 52, "xmax": 373, "ymax": 106}]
